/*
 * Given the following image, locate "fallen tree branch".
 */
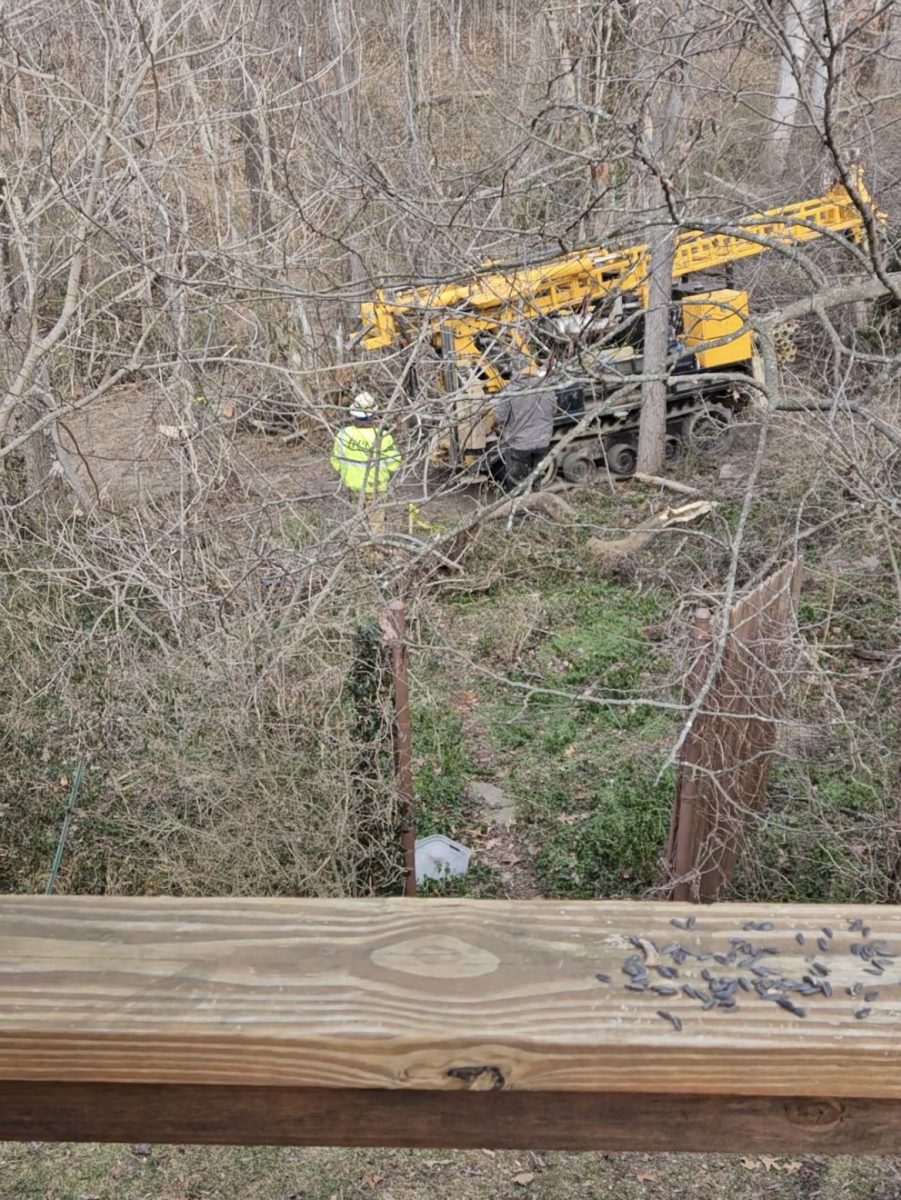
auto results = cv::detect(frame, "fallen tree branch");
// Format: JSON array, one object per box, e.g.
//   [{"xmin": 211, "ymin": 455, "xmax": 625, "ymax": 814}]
[
  {"xmin": 634, "ymin": 472, "xmax": 702, "ymax": 496},
  {"xmin": 775, "ymin": 398, "xmax": 901, "ymax": 451},
  {"xmin": 751, "ymin": 270, "xmax": 901, "ymax": 337},
  {"xmin": 586, "ymin": 499, "xmax": 715, "ymax": 568},
  {"xmin": 486, "ymin": 491, "xmax": 578, "ymax": 523}
]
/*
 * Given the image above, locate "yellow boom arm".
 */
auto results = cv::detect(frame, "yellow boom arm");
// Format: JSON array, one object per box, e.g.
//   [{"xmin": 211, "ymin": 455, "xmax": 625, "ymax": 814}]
[{"xmin": 358, "ymin": 175, "xmax": 880, "ymax": 352}]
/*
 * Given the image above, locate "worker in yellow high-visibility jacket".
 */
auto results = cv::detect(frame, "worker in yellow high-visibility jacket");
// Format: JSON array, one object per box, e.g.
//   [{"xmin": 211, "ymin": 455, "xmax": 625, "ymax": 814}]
[{"xmin": 330, "ymin": 392, "xmax": 402, "ymax": 534}]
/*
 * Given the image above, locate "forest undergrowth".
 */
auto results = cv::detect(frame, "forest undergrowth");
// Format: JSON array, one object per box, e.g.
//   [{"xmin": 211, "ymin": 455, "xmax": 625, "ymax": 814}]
[{"xmin": 2, "ymin": 395, "xmax": 899, "ymax": 906}]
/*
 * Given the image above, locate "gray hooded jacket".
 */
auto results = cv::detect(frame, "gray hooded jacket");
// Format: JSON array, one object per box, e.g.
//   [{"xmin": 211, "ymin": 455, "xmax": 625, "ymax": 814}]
[{"xmin": 492, "ymin": 380, "xmax": 556, "ymax": 451}]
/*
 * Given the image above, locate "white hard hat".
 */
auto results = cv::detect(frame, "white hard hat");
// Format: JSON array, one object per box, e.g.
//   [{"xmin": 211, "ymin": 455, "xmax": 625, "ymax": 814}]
[{"xmin": 350, "ymin": 390, "xmax": 377, "ymax": 419}]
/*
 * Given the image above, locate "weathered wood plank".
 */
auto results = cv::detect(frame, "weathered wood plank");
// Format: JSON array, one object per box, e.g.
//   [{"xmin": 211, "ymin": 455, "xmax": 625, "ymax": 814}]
[
  {"xmin": 3, "ymin": 1082, "xmax": 901, "ymax": 1153},
  {"xmin": 2, "ymin": 897, "xmax": 900, "ymax": 1100},
  {"xmin": 669, "ymin": 560, "xmax": 802, "ymax": 901}
]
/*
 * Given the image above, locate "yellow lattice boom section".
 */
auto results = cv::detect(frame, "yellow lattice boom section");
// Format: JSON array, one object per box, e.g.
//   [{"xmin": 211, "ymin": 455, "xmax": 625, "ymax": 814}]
[{"xmin": 358, "ymin": 175, "xmax": 880, "ymax": 352}]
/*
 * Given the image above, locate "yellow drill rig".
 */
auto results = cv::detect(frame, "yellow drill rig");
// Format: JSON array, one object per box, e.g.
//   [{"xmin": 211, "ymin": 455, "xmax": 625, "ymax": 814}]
[{"xmin": 355, "ymin": 174, "xmax": 879, "ymax": 481}]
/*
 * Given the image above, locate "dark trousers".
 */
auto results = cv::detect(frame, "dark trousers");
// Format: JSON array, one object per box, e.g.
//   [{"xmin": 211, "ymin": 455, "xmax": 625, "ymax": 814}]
[{"xmin": 501, "ymin": 446, "xmax": 547, "ymax": 493}]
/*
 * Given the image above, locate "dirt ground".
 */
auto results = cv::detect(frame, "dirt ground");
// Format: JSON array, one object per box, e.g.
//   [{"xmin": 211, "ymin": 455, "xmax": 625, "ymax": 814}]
[
  {"xmin": 2, "ymin": 1142, "xmax": 901, "ymax": 1200},
  {"xmin": 60, "ymin": 385, "xmax": 482, "ymax": 528}
]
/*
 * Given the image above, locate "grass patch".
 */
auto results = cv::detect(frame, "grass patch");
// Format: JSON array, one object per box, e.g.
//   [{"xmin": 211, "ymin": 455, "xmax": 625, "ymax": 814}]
[
  {"xmin": 452, "ymin": 572, "xmax": 679, "ymax": 899},
  {"xmin": 2, "ymin": 1142, "xmax": 900, "ymax": 1200},
  {"xmin": 537, "ymin": 579, "xmax": 663, "ymax": 691},
  {"xmin": 740, "ymin": 759, "xmax": 900, "ymax": 904},
  {"xmin": 277, "ymin": 512, "xmax": 327, "ymax": 550},
  {"xmin": 530, "ymin": 758, "xmax": 675, "ymax": 896},
  {"xmin": 418, "ymin": 859, "xmax": 504, "ymax": 897},
  {"xmin": 411, "ymin": 684, "xmax": 471, "ymax": 839}
]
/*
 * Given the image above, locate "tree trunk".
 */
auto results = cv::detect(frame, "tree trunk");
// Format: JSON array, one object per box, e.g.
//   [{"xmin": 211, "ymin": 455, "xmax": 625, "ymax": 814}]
[
  {"xmin": 874, "ymin": 9, "xmax": 901, "ymax": 94},
  {"xmin": 634, "ymin": 4, "xmax": 690, "ymax": 476},
  {"xmin": 238, "ymin": 105, "xmax": 274, "ymax": 242},
  {"xmin": 793, "ymin": 0, "xmax": 843, "ymax": 172},
  {"xmin": 400, "ymin": 0, "xmax": 429, "ymax": 192},
  {"xmin": 637, "ymin": 217, "xmax": 675, "ymax": 474},
  {"xmin": 543, "ymin": 1, "xmax": 619, "ymax": 242},
  {"xmin": 770, "ymin": 0, "xmax": 813, "ymax": 176},
  {"xmin": 807, "ymin": 1, "xmax": 829, "ymax": 128},
  {"xmin": 325, "ymin": 0, "xmax": 361, "ymax": 336},
  {"xmin": 237, "ymin": 29, "xmax": 275, "ymax": 245},
  {"xmin": 20, "ymin": 391, "xmax": 53, "ymax": 496},
  {"xmin": 1, "ymin": 167, "xmax": 57, "ymax": 502}
]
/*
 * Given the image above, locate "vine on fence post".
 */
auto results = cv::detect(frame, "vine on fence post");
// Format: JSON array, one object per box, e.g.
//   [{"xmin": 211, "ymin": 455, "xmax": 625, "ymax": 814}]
[
  {"xmin": 381, "ymin": 599, "xmax": 417, "ymax": 897},
  {"xmin": 344, "ymin": 619, "xmax": 399, "ymax": 892}
]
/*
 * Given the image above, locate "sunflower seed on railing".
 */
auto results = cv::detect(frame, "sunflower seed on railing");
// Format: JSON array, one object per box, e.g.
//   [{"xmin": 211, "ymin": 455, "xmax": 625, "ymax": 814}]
[{"xmin": 773, "ymin": 995, "xmax": 806, "ymax": 1018}]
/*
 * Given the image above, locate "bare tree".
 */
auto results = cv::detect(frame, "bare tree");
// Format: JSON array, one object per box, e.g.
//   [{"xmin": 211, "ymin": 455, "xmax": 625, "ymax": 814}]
[
  {"xmin": 634, "ymin": 4, "xmax": 694, "ymax": 474},
  {"xmin": 768, "ymin": 0, "xmax": 818, "ymax": 175}
]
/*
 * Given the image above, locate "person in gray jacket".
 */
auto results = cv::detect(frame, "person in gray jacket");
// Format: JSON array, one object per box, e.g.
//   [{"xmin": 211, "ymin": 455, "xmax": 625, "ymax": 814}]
[{"xmin": 491, "ymin": 366, "xmax": 556, "ymax": 492}]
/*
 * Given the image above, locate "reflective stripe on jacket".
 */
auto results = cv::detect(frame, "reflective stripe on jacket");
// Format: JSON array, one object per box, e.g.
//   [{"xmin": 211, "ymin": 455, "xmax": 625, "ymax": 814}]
[{"xmin": 330, "ymin": 423, "xmax": 401, "ymax": 494}]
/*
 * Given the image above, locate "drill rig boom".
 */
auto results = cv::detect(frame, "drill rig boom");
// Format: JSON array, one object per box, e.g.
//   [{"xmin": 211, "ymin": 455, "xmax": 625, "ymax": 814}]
[
  {"xmin": 354, "ymin": 173, "xmax": 881, "ymax": 482},
  {"xmin": 358, "ymin": 176, "xmax": 876, "ymax": 354}
]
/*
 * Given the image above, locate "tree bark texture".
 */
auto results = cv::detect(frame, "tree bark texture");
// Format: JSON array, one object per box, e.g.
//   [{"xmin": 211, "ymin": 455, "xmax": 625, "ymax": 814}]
[
  {"xmin": 770, "ymin": 0, "xmax": 813, "ymax": 175},
  {"xmin": 637, "ymin": 219, "xmax": 675, "ymax": 474}
]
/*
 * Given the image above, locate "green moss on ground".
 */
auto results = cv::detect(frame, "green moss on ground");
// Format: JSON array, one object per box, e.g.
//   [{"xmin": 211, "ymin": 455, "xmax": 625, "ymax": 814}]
[{"xmin": 438, "ymin": 559, "xmax": 679, "ymax": 899}]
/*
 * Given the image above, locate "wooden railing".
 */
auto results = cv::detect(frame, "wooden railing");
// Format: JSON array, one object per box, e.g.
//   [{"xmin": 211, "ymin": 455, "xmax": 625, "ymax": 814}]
[{"xmin": 2, "ymin": 896, "xmax": 900, "ymax": 1152}]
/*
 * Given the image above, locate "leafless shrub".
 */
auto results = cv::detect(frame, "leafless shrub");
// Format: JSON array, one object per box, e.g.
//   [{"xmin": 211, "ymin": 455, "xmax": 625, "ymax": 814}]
[
  {"xmin": 0, "ymin": 0, "xmax": 900, "ymax": 908},
  {"xmin": 0, "ymin": 478, "xmax": 405, "ymax": 896}
]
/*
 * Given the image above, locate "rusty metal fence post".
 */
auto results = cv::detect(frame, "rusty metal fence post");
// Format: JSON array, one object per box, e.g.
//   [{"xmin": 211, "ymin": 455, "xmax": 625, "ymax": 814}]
[
  {"xmin": 666, "ymin": 607, "xmax": 713, "ymax": 902},
  {"xmin": 383, "ymin": 599, "xmax": 417, "ymax": 896}
]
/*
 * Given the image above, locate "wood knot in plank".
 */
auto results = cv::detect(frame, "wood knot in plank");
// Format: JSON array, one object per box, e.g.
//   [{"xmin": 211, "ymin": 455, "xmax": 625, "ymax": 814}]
[
  {"xmin": 446, "ymin": 1065, "xmax": 506, "ymax": 1091},
  {"xmin": 785, "ymin": 1098, "xmax": 845, "ymax": 1131},
  {"xmin": 370, "ymin": 935, "xmax": 499, "ymax": 978}
]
